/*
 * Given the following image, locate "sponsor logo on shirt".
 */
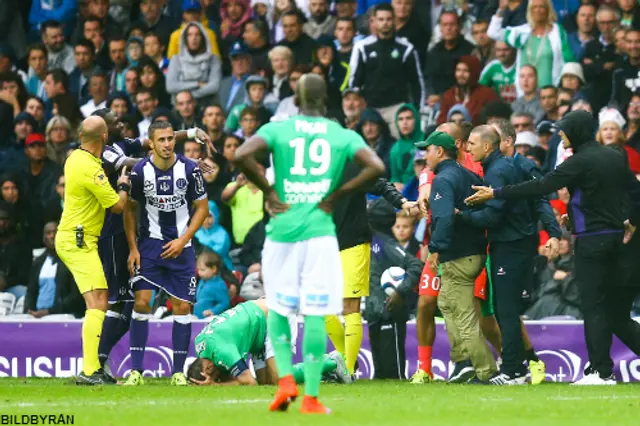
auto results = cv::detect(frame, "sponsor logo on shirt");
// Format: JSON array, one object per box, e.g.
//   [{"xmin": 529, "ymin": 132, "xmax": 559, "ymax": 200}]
[
  {"xmin": 195, "ymin": 341, "xmax": 206, "ymax": 355},
  {"xmin": 94, "ymin": 171, "xmax": 107, "ymax": 185},
  {"xmin": 283, "ymin": 178, "xmax": 332, "ymax": 204},
  {"xmin": 147, "ymin": 194, "xmax": 187, "ymax": 211},
  {"xmin": 433, "ymin": 192, "xmax": 442, "ymax": 201}
]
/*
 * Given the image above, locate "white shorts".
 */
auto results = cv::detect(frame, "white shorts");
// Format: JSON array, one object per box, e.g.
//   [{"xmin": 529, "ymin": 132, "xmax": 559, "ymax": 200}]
[
  {"xmin": 256, "ymin": 314, "xmax": 299, "ymax": 370},
  {"xmin": 262, "ymin": 236, "xmax": 344, "ymax": 316}
]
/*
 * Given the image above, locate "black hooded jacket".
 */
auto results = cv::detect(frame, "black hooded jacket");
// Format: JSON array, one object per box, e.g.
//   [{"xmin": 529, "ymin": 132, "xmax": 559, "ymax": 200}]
[
  {"xmin": 364, "ymin": 198, "xmax": 423, "ymax": 324},
  {"xmin": 495, "ymin": 111, "xmax": 640, "ymax": 235},
  {"xmin": 354, "ymin": 108, "xmax": 394, "ymax": 174}
]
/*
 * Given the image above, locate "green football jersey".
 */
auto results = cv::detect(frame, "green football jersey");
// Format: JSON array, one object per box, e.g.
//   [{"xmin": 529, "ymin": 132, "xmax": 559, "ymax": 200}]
[
  {"xmin": 479, "ymin": 59, "xmax": 517, "ymax": 103},
  {"xmin": 257, "ymin": 115, "xmax": 368, "ymax": 243},
  {"xmin": 194, "ymin": 301, "xmax": 267, "ymax": 373}
]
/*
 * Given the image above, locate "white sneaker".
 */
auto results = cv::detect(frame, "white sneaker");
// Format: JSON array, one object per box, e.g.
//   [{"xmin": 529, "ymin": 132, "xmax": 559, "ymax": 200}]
[
  {"xmin": 328, "ymin": 351, "xmax": 353, "ymax": 384},
  {"xmin": 571, "ymin": 370, "xmax": 617, "ymax": 386},
  {"xmin": 488, "ymin": 371, "xmax": 527, "ymax": 386}
]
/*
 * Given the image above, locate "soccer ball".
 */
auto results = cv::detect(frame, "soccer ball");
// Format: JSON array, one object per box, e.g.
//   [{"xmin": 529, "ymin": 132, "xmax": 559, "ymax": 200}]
[{"xmin": 380, "ymin": 267, "xmax": 406, "ymax": 296}]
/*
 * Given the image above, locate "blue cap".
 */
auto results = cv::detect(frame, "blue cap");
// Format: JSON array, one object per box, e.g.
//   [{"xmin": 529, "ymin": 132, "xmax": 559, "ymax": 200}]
[
  {"xmin": 229, "ymin": 41, "xmax": 249, "ymax": 58},
  {"xmin": 536, "ymin": 120, "xmax": 554, "ymax": 134},
  {"xmin": 183, "ymin": 0, "xmax": 202, "ymax": 12},
  {"xmin": 15, "ymin": 112, "xmax": 37, "ymax": 129}
]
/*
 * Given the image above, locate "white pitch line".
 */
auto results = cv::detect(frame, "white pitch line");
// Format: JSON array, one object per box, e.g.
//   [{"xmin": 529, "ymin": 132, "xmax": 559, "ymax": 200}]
[
  {"xmin": 0, "ymin": 399, "xmax": 272, "ymax": 409},
  {"xmin": 480, "ymin": 395, "xmax": 640, "ymax": 402}
]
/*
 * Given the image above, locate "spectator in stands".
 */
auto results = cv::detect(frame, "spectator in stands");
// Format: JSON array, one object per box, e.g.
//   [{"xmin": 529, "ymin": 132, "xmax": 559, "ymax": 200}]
[
  {"xmin": 45, "ymin": 115, "xmax": 72, "ymax": 166},
  {"xmin": 614, "ymin": 25, "xmax": 628, "ymax": 55},
  {"xmin": 13, "ymin": 112, "xmax": 37, "ymax": 148},
  {"xmin": 269, "ymin": 0, "xmax": 299, "ymax": 43},
  {"xmin": 438, "ymin": 55, "xmax": 500, "ymax": 125},
  {"xmin": 1, "ymin": 71, "xmax": 28, "ymax": 117},
  {"xmin": 174, "ymin": 91, "xmax": 200, "ymax": 131},
  {"xmin": 28, "ymin": 0, "xmax": 76, "ymax": 37},
  {"xmin": 74, "ymin": 0, "xmax": 121, "ymax": 43},
  {"xmin": 365, "ymin": 198, "xmax": 422, "ymax": 380},
  {"xmin": 334, "ymin": 17, "xmax": 357, "ymax": 65},
  {"xmin": 82, "ymin": 16, "xmax": 111, "ymax": 71},
  {"xmin": 25, "ymin": 44, "xmax": 49, "ymax": 100},
  {"xmin": 119, "ymin": 115, "xmax": 139, "ymax": 139},
  {"xmin": 68, "ymin": 39, "xmax": 95, "ymax": 104},
  {"xmin": 25, "ymin": 96, "xmax": 46, "ymax": 131},
  {"xmin": 202, "ymin": 104, "xmax": 226, "ymax": 150},
  {"xmin": 43, "ymin": 174, "xmax": 64, "ymax": 224},
  {"xmin": 472, "ymin": 19, "xmax": 496, "ymax": 68},
  {"xmin": 132, "ymin": 0, "xmax": 175, "ymax": 48},
  {"xmin": 514, "ymin": 130, "xmax": 539, "ymax": 155},
  {"xmin": 220, "ymin": 133, "xmax": 242, "ymax": 180},
  {"xmin": 1, "ymin": 112, "xmax": 33, "ymax": 172},
  {"xmin": 488, "ymin": 0, "xmax": 574, "ymax": 91},
  {"xmin": 611, "ymin": 28, "xmax": 640, "ymax": 113},
  {"xmin": 183, "ymin": 140, "xmax": 203, "ymax": 160},
  {"xmin": 220, "ymin": 0, "xmax": 252, "ymax": 46},
  {"xmin": 481, "ymin": 100, "xmax": 514, "ymax": 124},
  {"xmin": 567, "ymin": 4, "xmax": 596, "ymax": 61},
  {"xmin": 539, "ymin": 85, "xmax": 559, "ymax": 122},
  {"xmin": 144, "ymin": 33, "xmax": 170, "ymax": 75},
  {"xmin": 221, "ymin": 168, "xmax": 265, "ymax": 246},
  {"xmin": 512, "ymin": 65, "xmax": 544, "ymax": 124},
  {"xmin": 107, "ymin": 92, "xmax": 131, "ymax": 118},
  {"xmin": 134, "ymin": 88, "xmax": 158, "ymax": 139},
  {"xmin": 167, "ymin": 22, "xmax": 223, "ymax": 106},
  {"xmin": 314, "ymin": 36, "xmax": 348, "ymax": 109},
  {"xmin": 80, "ymin": 70, "xmax": 109, "ymax": 117},
  {"xmin": 582, "ymin": 6, "xmax": 620, "ymax": 113},
  {"xmin": 21, "ymin": 132, "xmax": 62, "ymax": 208},
  {"xmin": 390, "ymin": 103, "xmax": 424, "ymax": 190},
  {"xmin": 627, "ymin": 94, "xmax": 640, "ymax": 140},
  {"xmin": 201, "ymin": 157, "xmax": 225, "ymax": 201},
  {"xmin": 44, "ymin": 69, "xmax": 71, "ymax": 111},
  {"xmin": 558, "ymin": 62, "xmax": 586, "ymax": 97},
  {"xmin": 193, "ymin": 250, "xmax": 231, "ymax": 319},
  {"xmin": 238, "ymin": 214, "xmax": 267, "ymax": 273},
  {"xmin": 236, "ymin": 107, "xmax": 260, "ymax": 138},
  {"xmin": 25, "ymin": 221, "xmax": 84, "ymax": 318},
  {"xmin": 425, "ymin": 10, "xmax": 474, "ymax": 109},
  {"xmin": 349, "ymin": 3, "xmax": 424, "ymax": 139},
  {"xmin": 124, "ymin": 68, "xmax": 139, "ymax": 101},
  {"xmin": 0, "ymin": 174, "xmax": 31, "ymax": 238},
  {"xmin": 41, "ymin": 20, "xmax": 75, "ymax": 75},
  {"xmin": 105, "ymin": 37, "xmax": 127, "ymax": 93},
  {"xmin": 137, "ymin": 56, "xmax": 172, "ymax": 108},
  {"xmin": 393, "ymin": 210, "xmax": 420, "ymax": 256},
  {"xmin": 619, "ymin": 0, "xmax": 639, "ymax": 27},
  {"xmin": 393, "ymin": 0, "xmax": 429, "ymax": 67},
  {"xmin": 536, "ymin": 120, "xmax": 554, "ymax": 150},
  {"xmin": 273, "ymin": 64, "xmax": 308, "ymax": 119},
  {"xmin": 480, "ymin": 41, "xmax": 518, "ymax": 104},
  {"xmin": 243, "ymin": 19, "xmax": 271, "ymax": 72},
  {"xmin": 126, "ymin": 36, "xmax": 144, "ymax": 69},
  {"xmin": 511, "ymin": 111, "xmax": 536, "ymax": 133},
  {"xmin": 339, "ymin": 87, "xmax": 365, "ymax": 130},
  {"xmin": 195, "ymin": 201, "xmax": 233, "ymax": 272},
  {"xmin": 303, "ymin": 0, "xmax": 336, "ymax": 39},
  {"xmin": 224, "ymin": 76, "xmax": 272, "ymax": 133},
  {"xmin": 268, "ymin": 46, "xmax": 294, "ymax": 101},
  {"xmin": 596, "ymin": 108, "xmax": 626, "ymax": 148},
  {"xmin": 168, "ymin": 1, "xmax": 221, "ymax": 59},
  {"xmin": 355, "ymin": 107, "xmax": 394, "ymax": 174},
  {"xmin": 277, "ymin": 10, "xmax": 317, "ymax": 65},
  {"xmin": 218, "ymin": 42, "xmax": 252, "ymax": 114},
  {"xmin": 0, "ymin": 201, "xmax": 32, "ymax": 299}
]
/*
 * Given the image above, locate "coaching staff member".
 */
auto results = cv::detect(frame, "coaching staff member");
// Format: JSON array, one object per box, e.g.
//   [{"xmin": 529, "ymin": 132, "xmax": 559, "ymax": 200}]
[
  {"xmin": 55, "ymin": 116, "xmax": 130, "ymax": 385},
  {"xmin": 424, "ymin": 131, "xmax": 497, "ymax": 383},
  {"xmin": 461, "ymin": 125, "xmax": 538, "ymax": 385},
  {"xmin": 467, "ymin": 110, "xmax": 640, "ymax": 385}
]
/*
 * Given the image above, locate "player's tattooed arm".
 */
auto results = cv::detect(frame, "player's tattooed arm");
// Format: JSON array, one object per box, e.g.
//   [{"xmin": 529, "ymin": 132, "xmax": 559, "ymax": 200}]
[
  {"xmin": 124, "ymin": 199, "xmax": 140, "ymax": 276},
  {"xmin": 319, "ymin": 147, "xmax": 385, "ymax": 213}
]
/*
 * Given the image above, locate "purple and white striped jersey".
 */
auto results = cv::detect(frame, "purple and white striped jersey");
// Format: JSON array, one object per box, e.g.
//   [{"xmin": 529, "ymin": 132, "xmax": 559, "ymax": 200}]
[{"xmin": 130, "ymin": 154, "xmax": 207, "ymax": 250}]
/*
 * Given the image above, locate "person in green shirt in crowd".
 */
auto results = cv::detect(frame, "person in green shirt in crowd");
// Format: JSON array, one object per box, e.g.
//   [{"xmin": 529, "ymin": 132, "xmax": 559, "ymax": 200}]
[{"xmin": 389, "ymin": 103, "xmax": 425, "ymax": 191}]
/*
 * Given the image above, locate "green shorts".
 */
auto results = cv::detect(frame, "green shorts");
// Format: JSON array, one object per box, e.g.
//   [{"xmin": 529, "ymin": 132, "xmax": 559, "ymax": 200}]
[{"xmin": 480, "ymin": 255, "xmax": 494, "ymax": 317}]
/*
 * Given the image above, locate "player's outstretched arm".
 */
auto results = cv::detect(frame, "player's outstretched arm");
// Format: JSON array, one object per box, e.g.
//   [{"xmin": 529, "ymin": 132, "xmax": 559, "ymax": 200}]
[
  {"xmin": 319, "ymin": 147, "xmax": 385, "ymax": 212},
  {"xmin": 108, "ymin": 166, "xmax": 131, "ymax": 214}
]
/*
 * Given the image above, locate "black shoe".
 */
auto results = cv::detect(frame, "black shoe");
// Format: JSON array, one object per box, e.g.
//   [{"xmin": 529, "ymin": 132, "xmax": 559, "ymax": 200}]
[
  {"xmin": 488, "ymin": 370, "xmax": 527, "ymax": 385},
  {"xmin": 99, "ymin": 368, "xmax": 117, "ymax": 384},
  {"xmin": 448, "ymin": 360, "xmax": 475, "ymax": 383},
  {"xmin": 76, "ymin": 370, "xmax": 110, "ymax": 386}
]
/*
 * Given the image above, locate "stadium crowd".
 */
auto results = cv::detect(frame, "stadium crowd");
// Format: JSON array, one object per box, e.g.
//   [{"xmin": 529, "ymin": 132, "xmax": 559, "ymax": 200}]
[{"xmin": 1, "ymin": 0, "xmax": 640, "ymax": 380}]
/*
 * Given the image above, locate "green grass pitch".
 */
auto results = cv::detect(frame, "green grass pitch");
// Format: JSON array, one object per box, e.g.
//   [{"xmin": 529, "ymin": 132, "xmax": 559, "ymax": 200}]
[{"xmin": 1, "ymin": 379, "xmax": 639, "ymax": 426}]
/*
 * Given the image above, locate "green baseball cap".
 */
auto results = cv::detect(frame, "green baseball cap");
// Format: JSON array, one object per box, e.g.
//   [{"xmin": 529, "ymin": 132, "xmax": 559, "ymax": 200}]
[{"xmin": 414, "ymin": 131, "xmax": 457, "ymax": 152}]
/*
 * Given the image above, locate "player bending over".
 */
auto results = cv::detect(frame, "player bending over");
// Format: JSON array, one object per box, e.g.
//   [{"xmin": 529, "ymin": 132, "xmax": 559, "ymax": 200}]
[
  {"xmin": 234, "ymin": 73, "xmax": 385, "ymax": 413},
  {"xmin": 187, "ymin": 299, "xmax": 352, "ymax": 386},
  {"xmin": 123, "ymin": 120, "xmax": 209, "ymax": 386}
]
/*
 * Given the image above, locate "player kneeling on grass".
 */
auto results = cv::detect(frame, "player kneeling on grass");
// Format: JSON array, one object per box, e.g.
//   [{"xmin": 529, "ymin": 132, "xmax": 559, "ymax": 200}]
[{"xmin": 187, "ymin": 299, "xmax": 352, "ymax": 386}]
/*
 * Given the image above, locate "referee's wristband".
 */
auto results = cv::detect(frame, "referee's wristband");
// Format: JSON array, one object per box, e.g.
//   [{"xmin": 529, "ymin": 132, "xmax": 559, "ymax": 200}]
[
  {"xmin": 187, "ymin": 128, "xmax": 198, "ymax": 139},
  {"xmin": 117, "ymin": 182, "xmax": 131, "ymax": 193}
]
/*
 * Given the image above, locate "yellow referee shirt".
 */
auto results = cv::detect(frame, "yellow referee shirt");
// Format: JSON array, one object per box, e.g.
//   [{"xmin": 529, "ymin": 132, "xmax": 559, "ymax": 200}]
[{"xmin": 58, "ymin": 149, "xmax": 120, "ymax": 241}]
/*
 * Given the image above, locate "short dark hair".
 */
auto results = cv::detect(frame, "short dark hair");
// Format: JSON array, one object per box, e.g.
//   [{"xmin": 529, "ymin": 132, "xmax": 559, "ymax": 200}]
[
  {"xmin": 473, "ymin": 18, "xmax": 489, "ymax": 27},
  {"xmin": 203, "ymin": 103, "xmax": 224, "ymax": 116},
  {"xmin": 148, "ymin": 120, "xmax": 174, "ymax": 141},
  {"xmin": 374, "ymin": 3, "xmax": 394, "ymax": 15},
  {"xmin": 41, "ymin": 20, "xmax": 63, "ymax": 34},
  {"xmin": 240, "ymin": 106, "xmax": 259, "ymax": 120},
  {"xmin": 291, "ymin": 64, "xmax": 312, "ymax": 75},
  {"xmin": 46, "ymin": 69, "xmax": 69, "ymax": 91},
  {"xmin": 460, "ymin": 121, "xmax": 474, "ymax": 141},
  {"xmin": 75, "ymin": 38, "xmax": 95, "ymax": 53},
  {"xmin": 108, "ymin": 36, "xmax": 127, "ymax": 47},
  {"xmin": 480, "ymin": 101, "xmax": 512, "ymax": 122},
  {"xmin": 248, "ymin": 19, "xmax": 269, "ymax": 42},
  {"xmin": 135, "ymin": 87, "xmax": 156, "ymax": 100},
  {"xmin": 336, "ymin": 17, "xmax": 356, "ymax": 29},
  {"xmin": 186, "ymin": 358, "xmax": 206, "ymax": 383},
  {"xmin": 540, "ymin": 85, "xmax": 557, "ymax": 94},
  {"xmin": 27, "ymin": 43, "xmax": 48, "ymax": 58},
  {"xmin": 491, "ymin": 118, "xmax": 516, "ymax": 142},
  {"xmin": 198, "ymin": 250, "xmax": 221, "ymax": 269},
  {"xmin": 84, "ymin": 15, "xmax": 104, "ymax": 30},
  {"xmin": 440, "ymin": 10, "xmax": 460, "ymax": 26},
  {"xmin": 282, "ymin": 10, "xmax": 303, "ymax": 24},
  {"xmin": 90, "ymin": 68, "xmax": 108, "ymax": 81}
]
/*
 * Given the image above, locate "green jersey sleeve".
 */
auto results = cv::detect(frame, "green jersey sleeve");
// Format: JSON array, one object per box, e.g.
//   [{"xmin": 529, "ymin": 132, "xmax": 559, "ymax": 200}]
[{"xmin": 256, "ymin": 121, "xmax": 279, "ymax": 151}]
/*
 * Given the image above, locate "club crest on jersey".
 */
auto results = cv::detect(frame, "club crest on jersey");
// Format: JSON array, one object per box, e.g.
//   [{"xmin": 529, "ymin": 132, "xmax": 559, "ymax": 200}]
[
  {"xmin": 144, "ymin": 180, "xmax": 154, "ymax": 192},
  {"xmin": 176, "ymin": 178, "xmax": 187, "ymax": 190},
  {"xmin": 391, "ymin": 49, "xmax": 399, "ymax": 59},
  {"xmin": 159, "ymin": 182, "xmax": 170, "ymax": 192},
  {"xmin": 94, "ymin": 171, "xmax": 107, "ymax": 185}
]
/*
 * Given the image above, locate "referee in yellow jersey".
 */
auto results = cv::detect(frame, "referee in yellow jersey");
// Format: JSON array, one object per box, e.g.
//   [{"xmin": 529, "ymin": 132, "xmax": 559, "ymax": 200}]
[{"xmin": 55, "ymin": 116, "xmax": 130, "ymax": 385}]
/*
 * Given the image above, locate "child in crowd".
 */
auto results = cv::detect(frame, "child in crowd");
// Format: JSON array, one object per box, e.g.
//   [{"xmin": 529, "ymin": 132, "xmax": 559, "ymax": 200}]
[
  {"xmin": 195, "ymin": 201, "xmax": 233, "ymax": 272},
  {"xmin": 224, "ymin": 76, "xmax": 273, "ymax": 132},
  {"xmin": 144, "ymin": 33, "xmax": 170, "ymax": 74},
  {"xmin": 236, "ymin": 107, "xmax": 260, "ymax": 138},
  {"xmin": 193, "ymin": 251, "xmax": 231, "ymax": 319},
  {"xmin": 126, "ymin": 37, "xmax": 144, "ymax": 69},
  {"xmin": 392, "ymin": 211, "xmax": 421, "ymax": 257}
]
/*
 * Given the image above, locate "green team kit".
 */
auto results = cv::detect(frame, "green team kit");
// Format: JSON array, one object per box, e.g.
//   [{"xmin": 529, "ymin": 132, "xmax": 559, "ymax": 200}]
[{"xmin": 479, "ymin": 60, "xmax": 517, "ymax": 104}]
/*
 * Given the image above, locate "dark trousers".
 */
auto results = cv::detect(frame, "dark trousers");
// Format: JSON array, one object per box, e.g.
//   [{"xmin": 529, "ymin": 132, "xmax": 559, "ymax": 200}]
[
  {"xmin": 368, "ymin": 320, "xmax": 407, "ymax": 379},
  {"xmin": 490, "ymin": 238, "xmax": 536, "ymax": 375}
]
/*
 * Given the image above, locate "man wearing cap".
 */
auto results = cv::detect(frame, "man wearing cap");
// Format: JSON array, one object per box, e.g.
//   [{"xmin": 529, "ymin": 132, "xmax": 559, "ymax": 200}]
[
  {"xmin": 536, "ymin": 120, "xmax": 554, "ymax": 150},
  {"xmin": 167, "ymin": 0, "xmax": 221, "ymax": 60},
  {"xmin": 514, "ymin": 131, "xmax": 539, "ymax": 156},
  {"xmin": 21, "ymin": 133, "xmax": 62, "ymax": 207},
  {"xmin": 341, "ymin": 87, "xmax": 365, "ymax": 130},
  {"xmin": 0, "ymin": 112, "xmax": 35, "ymax": 172},
  {"xmin": 217, "ymin": 42, "xmax": 251, "ymax": 114},
  {"xmin": 422, "ymin": 130, "xmax": 496, "ymax": 383}
]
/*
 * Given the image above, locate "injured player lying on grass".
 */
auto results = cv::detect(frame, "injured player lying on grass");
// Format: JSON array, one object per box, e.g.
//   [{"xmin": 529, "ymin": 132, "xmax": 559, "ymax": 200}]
[{"xmin": 187, "ymin": 299, "xmax": 352, "ymax": 386}]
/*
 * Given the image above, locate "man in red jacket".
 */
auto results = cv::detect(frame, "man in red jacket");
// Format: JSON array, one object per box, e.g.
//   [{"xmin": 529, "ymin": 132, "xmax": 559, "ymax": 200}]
[{"xmin": 437, "ymin": 56, "xmax": 499, "ymax": 125}]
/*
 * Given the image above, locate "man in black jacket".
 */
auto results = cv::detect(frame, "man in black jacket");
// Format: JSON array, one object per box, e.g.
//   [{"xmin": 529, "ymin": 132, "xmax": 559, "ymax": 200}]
[
  {"xmin": 461, "ymin": 125, "xmax": 538, "ymax": 385},
  {"xmin": 611, "ymin": 28, "xmax": 640, "ymax": 113},
  {"xmin": 467, "ymin": 110, "xmax": 640, "ymax": 385},
  {"xmin": 348, "ymin": 3, "xmax": 425, "ymax": 139},
  {"xmin": 424, "ymin": 131, "xmax": 496, "ymax": 383},
  {"xmin": 364, "ymin": 198, "xmax": 423, "ymax": 379},
  {"xmin": 325, "ymin": 163, "xmax": 415, "ymax": 377},
  {"xmin": 25, "ymin": 221, "xmax": 84, "ymax": 318}
]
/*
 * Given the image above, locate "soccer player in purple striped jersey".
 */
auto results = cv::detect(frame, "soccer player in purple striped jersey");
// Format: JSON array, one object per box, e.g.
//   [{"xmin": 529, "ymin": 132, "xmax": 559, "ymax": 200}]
[
  {"xmin": 90, "ymin": 109, "xmax": 214, "ymax": 383},
  {"xmin": 122, "ymin": 120, "xmax": 209, "ymax": 386}
]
